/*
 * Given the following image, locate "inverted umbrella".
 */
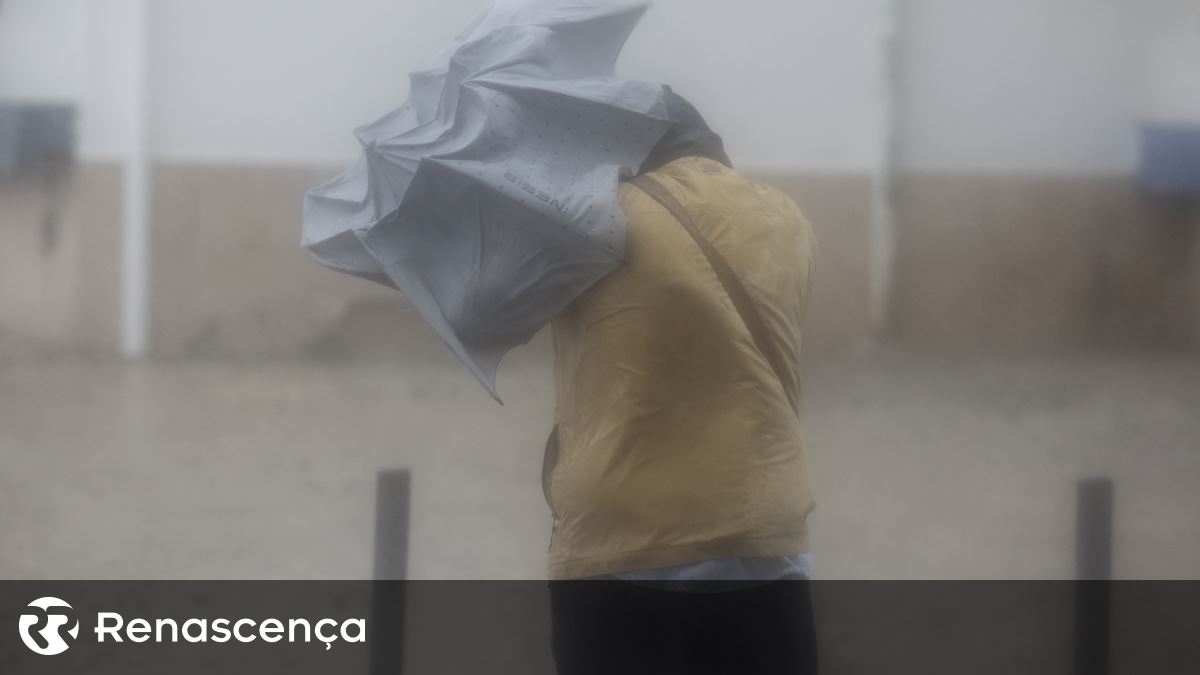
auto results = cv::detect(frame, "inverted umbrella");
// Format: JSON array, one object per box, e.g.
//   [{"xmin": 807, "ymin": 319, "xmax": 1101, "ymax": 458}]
[{"xmin": 302, "ymin": 0, "xmax": 671, "ymax": 400}]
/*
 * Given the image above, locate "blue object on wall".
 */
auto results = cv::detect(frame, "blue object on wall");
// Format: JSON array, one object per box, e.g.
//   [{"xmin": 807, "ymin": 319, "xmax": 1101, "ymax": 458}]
[
  {"xmin": 1139, "ymin": 123, "xmax": 1200, "ymax": 196},
  {"xmin": 0, "ymin": 103, "xmax": 76, "ymax": 179}
]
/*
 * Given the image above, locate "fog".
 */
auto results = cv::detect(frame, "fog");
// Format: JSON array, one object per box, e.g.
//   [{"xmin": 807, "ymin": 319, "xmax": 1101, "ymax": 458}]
[{"xmin": 1, "ymin": 0, "xmax": 1198, "ymax": 580}]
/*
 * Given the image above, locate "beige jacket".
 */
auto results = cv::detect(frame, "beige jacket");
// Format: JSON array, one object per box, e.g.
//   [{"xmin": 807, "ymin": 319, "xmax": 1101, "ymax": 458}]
[{"xmin": 545, "ymin": 156, "xmax": 818, "ymax": 580}]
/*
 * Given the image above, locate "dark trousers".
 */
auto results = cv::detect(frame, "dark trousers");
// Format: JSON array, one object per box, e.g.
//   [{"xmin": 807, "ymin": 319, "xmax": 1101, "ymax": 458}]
[{"xmin": 549, "ymin": 579, "xmax": 818, "ymax": 675}]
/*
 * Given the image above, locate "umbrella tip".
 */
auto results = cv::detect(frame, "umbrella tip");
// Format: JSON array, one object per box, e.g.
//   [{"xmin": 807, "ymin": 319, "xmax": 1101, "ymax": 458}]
[{"xmin": 480, "ymin": 379, "xmax": 503, "ymax": 405}]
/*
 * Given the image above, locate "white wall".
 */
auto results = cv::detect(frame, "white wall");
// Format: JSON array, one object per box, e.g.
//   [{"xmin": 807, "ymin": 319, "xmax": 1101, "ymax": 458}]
[
  {"xmin": 144, "ymin": 0, "xmax": 485, "ymax": 165},
  {"xmin": 1143, "ymin": 0, "xmax": 1200, "ymax": 123},
  {"xmin": 896, "ymin": 0, "xmax": 1146, "ymax": 173},
  {"xmin": 77, "ymin": 0, "xmax": 143, "ymax": 161},
  {"xmin": 119, "ymin": 0, "xmax": 888, "ymax": 170},
  {"xmin": 0, "ymin": 0, "xmax": 154, "ymax": 161},
  {"xmin": 0, "ymin": 0, "xmax": 88, "ymax": 101},
  {"xmin": 24, "ymin": 0, "xmax": 1184, "ymax": 173},
  {"xmin": 623, "ymin": 0, "xmax": 889, "ymax": 171}
]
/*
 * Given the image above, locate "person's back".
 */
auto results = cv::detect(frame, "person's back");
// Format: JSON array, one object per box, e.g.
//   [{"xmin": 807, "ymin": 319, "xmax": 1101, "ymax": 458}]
[
  {"xmin": 545, "ymin": 155, "xmax": 818, "ymax": 580},
  {"xmin": 545, "ymin": 90, "xmax": 820, "ymax": 675}
]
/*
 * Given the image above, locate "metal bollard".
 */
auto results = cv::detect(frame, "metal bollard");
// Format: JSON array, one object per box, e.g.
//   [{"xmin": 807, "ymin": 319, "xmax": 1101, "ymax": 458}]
[
  {"xmin": 1074, "ymin": 478, "xmax": 1113, "ymax": 675},
  {"xmin": 371, "ymin": 469, "xmax": 411, "ymax": 675}
]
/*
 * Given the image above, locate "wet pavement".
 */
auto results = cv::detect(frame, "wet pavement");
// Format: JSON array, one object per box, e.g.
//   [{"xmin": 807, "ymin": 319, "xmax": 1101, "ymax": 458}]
[{"xmin": 2, "ymin": 347, "xmax": 1197, "ymax": 579}]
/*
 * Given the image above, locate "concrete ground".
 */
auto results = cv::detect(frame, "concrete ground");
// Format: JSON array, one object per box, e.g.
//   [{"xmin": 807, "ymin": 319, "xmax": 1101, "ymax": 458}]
[{"xmin": 1, "ymin": 340, "xmax": 1197, "ymax": 580}]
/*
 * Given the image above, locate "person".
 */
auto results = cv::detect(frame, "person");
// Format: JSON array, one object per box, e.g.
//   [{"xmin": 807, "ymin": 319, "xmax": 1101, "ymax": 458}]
[{"xmin": 543, "ymin": 89, "xmax": 820, "ymax": 675}]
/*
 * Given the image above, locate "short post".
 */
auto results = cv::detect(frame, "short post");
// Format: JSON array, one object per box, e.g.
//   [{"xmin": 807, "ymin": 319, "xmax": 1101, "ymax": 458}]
[
  {"xmin": 1074, "ymin": 478, "xmax": 1113, "ymax": 675},
  {"xmin": 371, "ymin": 469, "xmax": 411, "ymax": 675},
  {"xmin": 375, "ymin": 469, "xmax": 412, "ymax": 580}
]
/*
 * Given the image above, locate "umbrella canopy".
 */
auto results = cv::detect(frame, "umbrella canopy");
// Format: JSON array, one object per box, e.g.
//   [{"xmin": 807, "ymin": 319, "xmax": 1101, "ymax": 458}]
[{"xmin": 302, "ymin": 0, "xmax": 671, "ymax": 400}]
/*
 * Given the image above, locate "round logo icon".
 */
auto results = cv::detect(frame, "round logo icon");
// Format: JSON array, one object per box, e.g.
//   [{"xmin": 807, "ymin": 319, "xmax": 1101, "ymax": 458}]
[{"xmin": 18, "ymin": 597, "xmax": 79, "ymax": 656}]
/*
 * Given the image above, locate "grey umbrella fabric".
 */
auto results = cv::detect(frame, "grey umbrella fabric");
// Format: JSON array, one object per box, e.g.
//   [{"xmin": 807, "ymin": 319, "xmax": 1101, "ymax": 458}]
[{"xmin": 302, "ymin": 0, "xmax": 671, "ymax": 400}]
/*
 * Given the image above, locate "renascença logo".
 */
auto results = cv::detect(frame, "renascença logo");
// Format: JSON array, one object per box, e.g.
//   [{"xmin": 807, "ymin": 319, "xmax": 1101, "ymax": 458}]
[
  {"xmin": 16, "ymin": 596, "xmax": 366, "ymax": 655},
  {"xmin": 18, "ymin": 597, "xmax": 80, "ymax": 656}
]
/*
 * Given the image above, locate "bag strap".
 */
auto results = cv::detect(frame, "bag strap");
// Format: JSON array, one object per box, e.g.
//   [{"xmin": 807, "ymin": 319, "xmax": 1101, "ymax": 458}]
[
  {"xmin": 542, "ymin": 424, "xmax": 559, "ymax": 518},
  {"xmin": 630, "ymin": 174, "xmax": 797, "ymax": 413}
]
